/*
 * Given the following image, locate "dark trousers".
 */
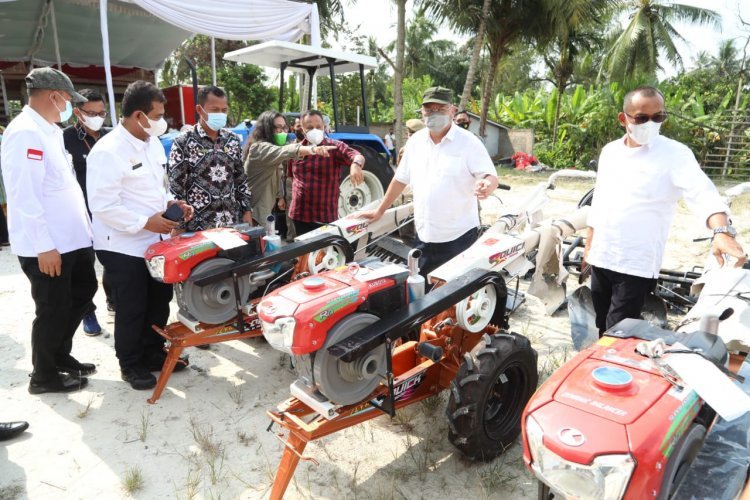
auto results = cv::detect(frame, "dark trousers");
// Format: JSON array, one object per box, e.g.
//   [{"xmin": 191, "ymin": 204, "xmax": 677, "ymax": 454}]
[
  {"xmin": 415, "ymin": 227, "xmax": 480, "ymax": 278},
  {"xmin": 590, "ymin": 265, "xmax": 656, "ymax": 335},
  {"xmin": 0, "ymin": 206, "xmax": 8, "ymax": 243},
  {"xmin": 18, "ymin": 247, "xmax": 97, "ymax": 382},
  {"xmin": 292, "ymin": 219, "xmax": 324, "ymax": 236},
  {"xmin": 84, "ymin": 264, "xmax": 114, "ymax": 315},
  {"xmin": 96, "ymin": 250, "xmax": 172, "ymax": 368}
]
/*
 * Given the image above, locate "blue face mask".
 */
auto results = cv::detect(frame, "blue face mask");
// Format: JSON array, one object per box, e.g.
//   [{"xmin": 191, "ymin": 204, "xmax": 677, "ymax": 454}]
[
  {"xmin": 53, "ymin": 93, "xmax": 73, "ymax": 123},
  {"xmin": 204, "ymin": 111, "xmax": 227, "ymax": 131}
]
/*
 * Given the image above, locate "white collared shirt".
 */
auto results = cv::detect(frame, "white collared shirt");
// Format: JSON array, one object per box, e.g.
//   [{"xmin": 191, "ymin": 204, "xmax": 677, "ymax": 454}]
[
  {"xmin": 395, "ymin": 124, "xmax": 495, "ymax": 242},
  {"xmin": 1, "ymin": 105, "xmax": 92, "ymax": 257},
  {"xmin": 587, "ymin": 134, "xmax": 728, "ymax": 278},
  {"xmin": 86, "ymin": 124, "xmax": 173, "ymax": 258}
]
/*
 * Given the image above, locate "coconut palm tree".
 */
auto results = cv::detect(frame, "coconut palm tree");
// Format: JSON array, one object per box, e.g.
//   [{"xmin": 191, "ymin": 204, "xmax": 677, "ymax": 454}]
[{"xmin": 601, "ymin": 0, "xmax": 720, "ymax": 82}]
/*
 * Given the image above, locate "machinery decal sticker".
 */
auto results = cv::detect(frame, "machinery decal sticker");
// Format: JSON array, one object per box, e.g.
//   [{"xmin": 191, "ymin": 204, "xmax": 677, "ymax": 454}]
[
  {"xmin": 313, "ymin": 290, "xmax": 359, "ymax": 323},
  {"xmin": 178, "ymin": 241, "xmax": 215, "ymax": 260},
  {"xmin": 345, "ymin": 370, "xmax": 427, "ymax": 418},
  {"xmin": 659, "ymin": 391, "xmax": 699, "ymax": 458},
  {"xmin": 560, "ymin": 391, "xmax": 628, "ymax": 417},
  {"xmin": 489, "ymin": 242, "xmax": 524, "ymax": 265},
  {"xmin": 346, "ymin": 222, "xmax": 368, "ymax": 235}
]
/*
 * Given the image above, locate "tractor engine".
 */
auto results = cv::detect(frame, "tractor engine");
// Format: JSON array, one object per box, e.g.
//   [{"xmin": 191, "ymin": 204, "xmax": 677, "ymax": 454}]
[
  {"xmin": 145, "ymin": 225, "xmax": 270, "ymax": 324},
  {"xmin": 258, "ymin": 261, "xmax": 411, "ymax": 406}
]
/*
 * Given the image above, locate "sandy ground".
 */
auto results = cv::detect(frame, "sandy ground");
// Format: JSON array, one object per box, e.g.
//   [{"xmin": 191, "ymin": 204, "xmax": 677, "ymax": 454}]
[{"xmin": 1, "ymin": 170, "xmax": 747, "ymax": 500}]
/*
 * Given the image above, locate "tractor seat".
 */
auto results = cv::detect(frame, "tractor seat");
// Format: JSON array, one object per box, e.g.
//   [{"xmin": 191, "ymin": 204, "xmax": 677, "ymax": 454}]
[{"xmin": 680, "ymin": 330, "xmax": 729, "ymax": 365}]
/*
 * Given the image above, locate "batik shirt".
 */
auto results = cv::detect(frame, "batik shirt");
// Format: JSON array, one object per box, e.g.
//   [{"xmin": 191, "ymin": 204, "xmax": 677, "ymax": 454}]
[{"xmin": 168, "ymin": 123, "xmax": 252, "ymax": 231}]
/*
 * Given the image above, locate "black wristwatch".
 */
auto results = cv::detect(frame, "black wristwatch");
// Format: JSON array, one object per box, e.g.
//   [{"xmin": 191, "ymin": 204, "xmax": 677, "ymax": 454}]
[{"xmin": 713, "ymin": 225, "xmax": 737, "ymax": 238}]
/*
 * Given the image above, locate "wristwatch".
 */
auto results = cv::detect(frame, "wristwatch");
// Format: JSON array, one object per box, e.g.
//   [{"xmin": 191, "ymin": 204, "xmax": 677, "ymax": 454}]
[{"xmin": 713, "ymin": 225, "xmax": 737, "ymax": 238}]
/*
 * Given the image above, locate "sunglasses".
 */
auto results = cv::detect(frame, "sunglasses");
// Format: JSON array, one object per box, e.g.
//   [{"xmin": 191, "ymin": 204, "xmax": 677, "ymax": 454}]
[{"xmin": 625, "ymin": 111, "xmax": 668, "ymax": 125}]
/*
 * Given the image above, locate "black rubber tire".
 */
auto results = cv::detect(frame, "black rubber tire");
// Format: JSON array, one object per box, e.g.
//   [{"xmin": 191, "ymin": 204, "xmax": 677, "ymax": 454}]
[
  {"xmin": 578, "ymin": 187, "xmax": 594, "ymax": 208},
  {"xmin": 657, "ymin": 423, "xmax": 706, "ymax": 500},
  {"xmin": 338, "ymin": 143, "xmax": 394, "ymax": 216},
  {"xmin": 446, "ymin": 331, "xmax": 538, "ymax": 461},
  {"xmin": 343, "ymin": 143, "xmax": 394, "ymax": 188}
]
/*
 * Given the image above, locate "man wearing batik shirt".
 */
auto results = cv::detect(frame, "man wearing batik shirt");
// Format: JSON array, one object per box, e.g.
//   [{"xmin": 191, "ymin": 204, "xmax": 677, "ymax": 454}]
[
  {"xmin": 168, "ymin": 86, "xmax": 252, "ymax": 231},
  {"xmin": 288, "ymin": 109, "xmax": 365, "ymax": 235}
]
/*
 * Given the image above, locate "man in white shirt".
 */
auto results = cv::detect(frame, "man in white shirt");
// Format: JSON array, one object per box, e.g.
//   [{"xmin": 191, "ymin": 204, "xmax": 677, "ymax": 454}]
[
  {"xmin": 360, "ymin": 87, "xmax": 499, "ymax": 276},
  {"xmin": 586, "ymin": 86, "xmax": 745, "ymax": 334},
  {"xmin": 87, "ymin": 81, "xmax": 193, "ymax": 390},
  {"xmin": 1, "ymin": 67, "xmax": 96, "ymax": 394}
]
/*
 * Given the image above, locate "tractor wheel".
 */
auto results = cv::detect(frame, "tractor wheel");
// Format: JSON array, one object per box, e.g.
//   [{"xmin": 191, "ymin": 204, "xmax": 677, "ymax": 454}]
[
  {"xmin": 657, "ymin": 423, "xmax": 706, "ymax": 500},
  {"xmin": 446, "ymin": 332, "xmax": 538, "ymax": 460},
  {"xmin": 338, "ymin": 144, "xmax": 394, "ymax": 217}
]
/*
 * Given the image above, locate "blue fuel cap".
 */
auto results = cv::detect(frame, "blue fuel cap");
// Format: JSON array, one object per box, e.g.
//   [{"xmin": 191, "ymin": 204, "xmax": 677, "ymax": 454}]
[
  {"xmin": 303, "ymin": 277, "xmax": 326, "ymax": 290},
  {"xmin": 592, "ymin": 366, "xmax": 632, "ymax": 389}
]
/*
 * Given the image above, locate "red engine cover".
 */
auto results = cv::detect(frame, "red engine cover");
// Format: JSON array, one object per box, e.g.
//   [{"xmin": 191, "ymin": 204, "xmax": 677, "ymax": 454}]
[
  {"xmin": 144, "ymin": 228, "xmax": 255, "ymax": 283},
  {"xmin": 258, "ymin": 268, "xmax": 397, "ymax": 355},
  {"xmin": 522, "ymin": 336, "xmax": 702, "ymax": 498}
]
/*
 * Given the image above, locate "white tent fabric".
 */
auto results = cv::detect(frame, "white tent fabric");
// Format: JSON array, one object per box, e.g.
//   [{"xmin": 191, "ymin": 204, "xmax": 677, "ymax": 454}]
[
  {"xmin": 125, "ymin": 0, "xmax": 321, "ymax": 46},
  {"xmin": 100, "ymin": 0, "xmax": 321, "ymax": 121}
]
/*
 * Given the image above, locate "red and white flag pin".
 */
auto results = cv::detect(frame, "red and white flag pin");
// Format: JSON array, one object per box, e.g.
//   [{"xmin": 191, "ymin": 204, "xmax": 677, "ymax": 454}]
[{"xmin": 27, "ymin": 148, "xmax": 43, "ymax": 161}]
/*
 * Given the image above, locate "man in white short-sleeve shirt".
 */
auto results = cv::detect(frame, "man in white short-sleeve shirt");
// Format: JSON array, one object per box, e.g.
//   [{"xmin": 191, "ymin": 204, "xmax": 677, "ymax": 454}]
[
  {"xmin": 1, "ymin": 67, "xmax": 97, "ymax": 394},
  {"xmin": 360, "ymin": 86, "xmax": 498, "ymax": 276},
  {"xmin": 586, "ymin": 85, "xmax": 745, "ymax": 334}
]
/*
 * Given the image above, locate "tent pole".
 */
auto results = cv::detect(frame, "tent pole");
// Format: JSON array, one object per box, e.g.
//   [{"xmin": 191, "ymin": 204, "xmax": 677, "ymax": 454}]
[
  {"xmin": 211, "ymin": 37, "xmax": 217, "ymax": 86},
  {"xmin": 99, "ymin": 0, "xmax": 117, "ymax": 124},
  {"xmin": 327, "ymin": 58, "xmax": 339, "ymax": 130},
  {"xmin": 0, "ymin": 73, "xmax": 9, "ymax": 118},
  {"xmin": 49, "ymin": 0, "xmax": 62, "ymax": 69}
]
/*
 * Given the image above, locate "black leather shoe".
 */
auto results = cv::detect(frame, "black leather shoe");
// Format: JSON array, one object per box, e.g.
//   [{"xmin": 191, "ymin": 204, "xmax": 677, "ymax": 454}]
[
  {"xmin": 143, "ymin": 351, "xmax": 189, "ymax": 373},
  {"xmin": 0, "ymin": 421, "xmax": 29, "ymax": 441},
  {"xmin": 29, "ymin": 373, "xmax": 89, "ymax": 394},
  {"xmin": 121, "ymin": 365, "xmax": 157, "ymax": 390},
  {"xmin": 56, "ymin": 355, "xmax": 96, "ymax": 377}
]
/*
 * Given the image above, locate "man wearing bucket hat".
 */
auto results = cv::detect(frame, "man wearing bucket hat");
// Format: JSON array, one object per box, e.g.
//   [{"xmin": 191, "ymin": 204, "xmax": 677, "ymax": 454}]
[
  {"xmin": 1, "ymin": 67, "xmax": 97, "ymax": 394},
  {"xmin": 359, "ymin": 86, "xmax": 499, "ymax": 276}
]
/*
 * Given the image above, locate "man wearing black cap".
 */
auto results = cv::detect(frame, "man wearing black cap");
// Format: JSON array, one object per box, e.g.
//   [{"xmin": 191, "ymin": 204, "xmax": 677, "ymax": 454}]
[
  {"xmin": 1, "ymin": 67, "xmax": 97, "ymax": 394},
  {"xmin": 360, "ymin": 86, "xmax": 499, "ymax": 276}
]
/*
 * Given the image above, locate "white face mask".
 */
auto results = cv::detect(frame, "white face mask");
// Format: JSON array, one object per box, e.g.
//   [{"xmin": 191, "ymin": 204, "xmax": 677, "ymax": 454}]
[
  {"xmin": 81, "ymin": 114, "xmax": 105, "ymax": 132},
  {"xmin": 424, "ymin": 113, "xmax": 450, "ymax": 133},
  {"xmin": 305, "ymin": 128, "xmax": 325, "ymax": 146},
  {"xmin": 627, "ymin": 120, "xmax": 661, "ymax": 146},
  {"xmin": 140, "ymin": 114, "xmax": 168, "ymax": 137}
]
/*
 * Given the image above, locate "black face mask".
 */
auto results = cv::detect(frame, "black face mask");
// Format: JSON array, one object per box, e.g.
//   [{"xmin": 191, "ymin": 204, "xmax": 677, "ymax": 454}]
[
  {"xmin": 457, "ymin": 122, "xmax": 470, "ymax": 130},
  {"xmin": 295, "ymin": 130, "xmax": 305, "ymax": 141}
]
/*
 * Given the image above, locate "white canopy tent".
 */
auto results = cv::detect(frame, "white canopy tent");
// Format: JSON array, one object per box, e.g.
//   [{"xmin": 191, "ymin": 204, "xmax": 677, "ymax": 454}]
[{"xmin": 0, "ymin": 0, "xmax": 321, "ymax": 120}]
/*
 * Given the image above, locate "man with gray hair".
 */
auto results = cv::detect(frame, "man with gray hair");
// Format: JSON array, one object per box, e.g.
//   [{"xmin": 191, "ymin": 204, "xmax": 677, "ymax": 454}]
[{"xmin": 1, "ymin": 67, "xmax": 97, "ymax": 394}]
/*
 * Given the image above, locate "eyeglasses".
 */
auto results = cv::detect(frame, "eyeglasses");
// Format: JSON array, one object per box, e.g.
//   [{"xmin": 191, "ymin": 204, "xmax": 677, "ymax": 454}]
[
  {"xmin": 80, "ymin": 109, "xmax": 108, "ymax": 118},
  {"xmin": 422, "ymin": 106, "xmax": 450, "ymax": 116},
  {"xmin": 625, "ymin": 111, "xmax": 668, "ymax": 125}
]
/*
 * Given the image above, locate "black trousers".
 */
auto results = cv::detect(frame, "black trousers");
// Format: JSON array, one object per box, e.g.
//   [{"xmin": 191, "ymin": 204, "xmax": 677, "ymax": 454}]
[
  {"xmin": 292, "ymin": 219, "xmax": 324, "ymax": 236},
  {"xmin": 96, "ymin": 250, "xmax": 172, "ymax": 368},
  {"xmin": 18, "ymin": 247, "xmax": 97, "ymax": 382},
  {"xmin": 0, "ymin": 206, "xmax": 8, "ymax": 243},
  {"xmin": 84, "ymin": 263, "xmax": 114, "ymax": 315},
  {"xmin": 590, "ymin": 265, "xmax": 656, "ymax": 334},
  {"xmin": 415, "ymin": 227, "xmax": 480, "ymax": 278}
]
